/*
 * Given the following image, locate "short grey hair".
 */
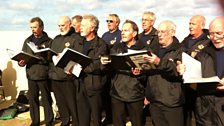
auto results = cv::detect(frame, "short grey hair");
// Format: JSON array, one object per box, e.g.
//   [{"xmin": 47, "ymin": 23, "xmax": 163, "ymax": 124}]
[
  {"xmin": 143, "ymin": 11, "xmax": 156, "ymax": 22},
  {"xmin": 109, "ymin": 13, "xmax": 120, "ymax": 25},
  {"xmin": 82, "ymin": 14, "xmax": 99, "ymax": 34}
]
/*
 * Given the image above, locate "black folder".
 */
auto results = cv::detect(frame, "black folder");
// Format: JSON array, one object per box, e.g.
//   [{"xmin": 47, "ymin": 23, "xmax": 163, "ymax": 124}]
[
  {"xmin": 53, "ymin": 48, "xmax": 92, "ymax": 68},
  {"xmin": 7, "ymin": 48, "xmax": 41, "ymax": 65},
  {"xmin": 110, "ymin": 50, "xmax": 155, "ymax": 71}
]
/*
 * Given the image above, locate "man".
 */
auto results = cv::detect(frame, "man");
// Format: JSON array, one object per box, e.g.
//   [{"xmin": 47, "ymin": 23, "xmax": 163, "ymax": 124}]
[
  {"xmin": 195, "ymin": 16, "xmax": 224, "ymax": 126},
  {"xmin": 182, "ymin": 15, "xmax": 209, "ymax": 57},
  {"xmin": 139, "ymin": 11, "xmax": 159, "ymax": 50},
  {"xmin": 71, "ymin": 15, "xmax": 82, "ymax": 34},
  {"xmin": 139, "ymin": 11, "xmax": 159, "ymax": 123},
  {"xmin": 102, "ymin": 13, "xmax": 121, "ymax": 48},
  {"xmin": 181, "ymin": 15, "xmax": 210, "ymax": 126},
  {"xmin": 144, "ymin": 20, "xmax": 184, "ymax": 126},
  {"xmin": 48, "ymin": 16, "xmax": 80, "ymax": 126},
  {"xmin": 101, "ymin": 13, "xmax": 122, "ymax": 125},
  {"xmin": 101, "ymin": 20, "xmax": 147, "ymax": 126},
  {"xmin": 74, "ymin": 14, "xmax": 108, "ymax": 126},
  {"xmin": 18, "ymin": 17, "xmax": 53, "ymax": 126},
  {"xmin": 177, "ymin": 16, "xmax": 224, "ymax": 126}
]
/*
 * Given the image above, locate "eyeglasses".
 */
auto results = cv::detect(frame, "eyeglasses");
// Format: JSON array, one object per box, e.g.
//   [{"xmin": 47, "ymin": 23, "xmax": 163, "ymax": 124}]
[
  {"xmin": 106, "ymin": 20, "xmax": 114, "ymax": 23},
  {"xmin": 209, "ymin": 32, "xmax": 224, "ymax": 38},
  {"xmin": 142, "ymin": 19, "xmax": 152, "ymax": 22},
  {"xmin": 156, "ymin": 30, "xmax": 169, "ymax": 35}
]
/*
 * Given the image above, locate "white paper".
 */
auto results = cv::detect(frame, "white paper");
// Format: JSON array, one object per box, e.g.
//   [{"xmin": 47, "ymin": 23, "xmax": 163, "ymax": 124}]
[
  {"xmin": 71, "ymin": 63, "xmax": 82, "ymax": 77},
  {"xmin": 27, "ymin": 42, "xmax": 39, "ymax": 52},
  {"xmin": 183, "ymin": 76, "xmax": 220, "ymax": 83},
  {"xmin": 64, "ymin": 61, "xmax": 82, "ymax": 77},
  {"xmin": 52, "ymin": 55, "xmax": 59, "ymax": 66},
  {"xmin": 182, "ymin": 52, "xmax": 202, "ymax": 79},
  {"xmin": 114, "ymin": 49, "xmax": 147, "ymax": 56},
  {"xmin": 27, "ymin": 41, "xmax": 56, "ymax": 54},
  {"xmin": 6, "ymin": 48, "xmax": 17, "ymax": 58},
  {"xmin": 51, "ymin": 49, "xmax": 66, "ymax": 66},
  {"xmin": 182, "ymin": 52, "xmax": 220, "ymax": 83}
]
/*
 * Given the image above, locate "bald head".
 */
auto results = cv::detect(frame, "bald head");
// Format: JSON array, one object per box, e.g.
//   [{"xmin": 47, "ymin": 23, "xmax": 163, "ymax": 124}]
[
  {"xmin": 209, "ymin": 16, "xmax": 224, "ymax": 48},
  {"xmin": 59, "ymin": 16, "xmax": 71, "ymax": 24},
  {"xmin": 190, "ymin": 15, "xmax": 205, "ymax": 27},
  {"xmin": 58, "ymin": 16, "xmax": 71, "ymax": 35},
  {"xmin": 189, "ymin": 15, "xmax": 206, "ymax": 38},
  {"xmin": 209, "ymin": 16, "xmax": 224, "ymax": 30}
]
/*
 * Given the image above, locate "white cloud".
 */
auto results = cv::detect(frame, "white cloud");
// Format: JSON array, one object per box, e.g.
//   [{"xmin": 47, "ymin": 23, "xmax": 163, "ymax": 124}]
[
  {"xmin": 12, "ymin": 18, "xmax": 27, "ymax": 25},
  {"xmin": 9, "ymin": 3, "xmax": 35, "ymax": 10},
  {"xmin": 0, "ymin": 0, "xmax": 222, "ymax": 31}
]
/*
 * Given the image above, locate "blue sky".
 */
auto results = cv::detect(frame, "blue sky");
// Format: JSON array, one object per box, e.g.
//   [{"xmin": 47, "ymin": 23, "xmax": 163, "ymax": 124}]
[{"xmin": 0, "ymin": 0, "xmax": 223, "ymax": 39}]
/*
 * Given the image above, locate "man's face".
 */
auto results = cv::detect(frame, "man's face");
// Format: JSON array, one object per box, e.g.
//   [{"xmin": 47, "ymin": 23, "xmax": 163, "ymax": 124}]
[
  {"xmin": 107, "ymin": 16, "xmax": 118, "ymax": 32},
  {"xmin": 30, "ymin": 21, "xmax": 42, "ymax": 38},
  {"xmin": 157, "ymin": 23, "xmax": 173, "ymax": 46},
  {"xmin": 80, "ymin": 19, "xmax": 92, "ymax": 37},
  {"xmin": 189, "ymin": 17, "xmax": 203, "ymax": 36},
  {"xmin": 72, "ymin": 19, "xmax": 81, "ymax": 33},
  {"xmin": 121, "ymin": 23, "xmax": 136, "ymax": 43},
  {"xmin": 142, "ymin": 14, "xmax": 154, "ymax": 32},
  {"xmin": 58, "ymin": 19, "xmax": 70, "ymax": 35},
  {"xmin": 209, "ymin": 23, "xmax": 224, "ymax": 48}
]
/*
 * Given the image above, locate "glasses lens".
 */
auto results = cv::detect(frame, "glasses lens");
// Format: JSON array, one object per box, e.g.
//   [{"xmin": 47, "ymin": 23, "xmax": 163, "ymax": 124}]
[
  {"xmin": 106, "ymin": 20, "xmax": 113, "ymax": 23},
  {"xmin": 209, "ymin": 32, "xmax": 224, "ymax": 39}
]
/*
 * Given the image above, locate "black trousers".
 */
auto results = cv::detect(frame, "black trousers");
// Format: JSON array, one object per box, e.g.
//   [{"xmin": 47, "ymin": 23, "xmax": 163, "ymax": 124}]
[
  {"xmin": 101, "ymin": 75, "xmax": 112, "ymax": 123},
  {"xmin": 183, "ymin": 86, "xmax": 197, "ymax": 126},
  {"xmin": 51, "ymin": 80, "xmax": 78, "ymax": 126},
  {"xmin": 28, "ymin": 79, "xmax": 53, "ymax": 126},
  {"xmin": 149, "ymin": 103, "xmax": 183, "ymax": 126},
  {"xmin": 77, "ymin": 83, "xmax": 102, "ymax": 126},
  {"xmin": 195, "ymin": 95, "xmax": 224, "ymax": 126},
  {"xmin": 111, "ymin": 97, "xmax": 144, "ymax": 126}
]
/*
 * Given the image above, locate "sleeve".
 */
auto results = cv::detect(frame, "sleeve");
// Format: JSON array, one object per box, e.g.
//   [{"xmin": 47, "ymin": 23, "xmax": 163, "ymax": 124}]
[
  {"xmin": 157, "ymin": 49, "xmax": 182, "ymax": 77},
  {"xmin": 83, "ymin": 41, "xmax": 109, "ymax": 75},
  {"xmin": 199, "ymin": 53, "xmax": 216, "ymax": 78}
]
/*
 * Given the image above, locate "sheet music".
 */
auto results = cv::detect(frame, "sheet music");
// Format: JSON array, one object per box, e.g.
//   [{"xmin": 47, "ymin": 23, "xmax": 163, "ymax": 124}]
[
  {"xmin": 113, "ymin": 49, "xmax": 147, "ymax": 56},
  {"xmin": 182, "ymin": 52, "xmax": 220, "ymax": 83},
  {"xmin": 52, "ymin": 55, "xmax": 59, "ymax": 66},
  {"xmin": 64, "ymin": 61, "xmax": 82, "ymax": 77},
  {"xmin": 27, "ymin": 41, "xmax": 57, "ymax": 54},
  {"xmin": 182, "ymin": 52, "xmax": 202, "ymax": 79},
  {"xmin": 27, "ymin": 42, "xmax": 39, "ymax": 52},
  {"xmin": 6, "ymin": 48, "xmax": 17, "ymax": 58}
]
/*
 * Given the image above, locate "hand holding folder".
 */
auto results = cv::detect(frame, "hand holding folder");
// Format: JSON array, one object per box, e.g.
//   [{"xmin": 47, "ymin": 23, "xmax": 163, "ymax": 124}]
[
  {"xmin": 52, "ymin": 48, "xmax": 92, "ymax": 69},
  {"xmin": 6, "ymin": 48, "xmax": 41, "ymax": 65}
]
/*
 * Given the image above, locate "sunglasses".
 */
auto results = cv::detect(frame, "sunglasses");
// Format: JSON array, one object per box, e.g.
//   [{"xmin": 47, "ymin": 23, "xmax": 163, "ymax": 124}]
[{"xmin": 106, "ymin": 20, "xmax": 114, "ymax": 23}]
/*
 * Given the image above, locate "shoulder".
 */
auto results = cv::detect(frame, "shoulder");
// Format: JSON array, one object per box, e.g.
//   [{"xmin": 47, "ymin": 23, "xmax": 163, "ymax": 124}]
[
  {"xmin": 115, "ymin": 29, "xmax": 121, "ymax": 34},
  {"xmin": 102, "ymin": 31, "xmax": 110, "ymax": 37},
  {"xmin": 138, "ymin": 32, "xmax": 144, "ymax": 38},
  {"xmin": 97, "ymin": 36, "xmax": 107, "ymax": 45},
  {"xmin": 53, "ymin": 34, "xmax": 61, "ymax": 40}
]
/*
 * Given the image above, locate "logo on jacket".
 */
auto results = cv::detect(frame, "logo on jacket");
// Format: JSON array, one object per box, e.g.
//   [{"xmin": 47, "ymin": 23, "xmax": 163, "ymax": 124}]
[
  {"xmin": 40, "ymin": 44, "xmax": 46, "ymax": 48},
  {"xmin": 146, "ymin": 40, "xmax": 151, "ymax": 45},
  {"xmin": 197, "ymin": 44, "xmax": 205, "ymax": 50},
  {"xmin": 110, "ymin": 37, "xmax": 116, "ymax": 45},
  {"xmin": 65, "ymin": 42, "xmax": 70, "ymax": 47}
]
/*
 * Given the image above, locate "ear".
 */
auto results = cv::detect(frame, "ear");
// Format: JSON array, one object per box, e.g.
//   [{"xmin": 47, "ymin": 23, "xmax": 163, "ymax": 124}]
[
  {"xmin": 170, "ymin": 30, "xmax": 176, "ymax": 36},
  {"xmin": 133, "ymin": 31, "xmax": 137, "ymax": 38},
  {"xmin": 201, "ymin": 22, "xmax": 205, "ymax": 29},
  {"xmin": 40, "ymin": 27, "xmax": 44, "ymax": 31},
  {"xmin": 115, "ymin": 21, "xmax": 119, "ymax": 26},
  {"xmin": 90, "ymin": 26, "xmax": 95, "ymax": 32}
]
